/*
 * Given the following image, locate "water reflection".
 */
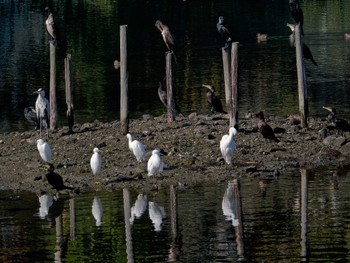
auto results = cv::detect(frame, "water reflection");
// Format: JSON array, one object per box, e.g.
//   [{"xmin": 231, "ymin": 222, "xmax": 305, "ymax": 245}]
[
  {"xmin": 92, "ymin": 196, "xmax": 103, "ymax": 227},
  {"xmin": 130, "ymin": 193, "xmax": 147, "ymax": 224},
  {"xmin": 38, "ymin": 193, "xmax": 54, "ymax": 219},
  {"xmin": 222, "ymin": 180, "xmax": 239, "ymax": 227},
  {"xmin": 148, "ymin": 201, "xmax": 166, "ymax": 232}
]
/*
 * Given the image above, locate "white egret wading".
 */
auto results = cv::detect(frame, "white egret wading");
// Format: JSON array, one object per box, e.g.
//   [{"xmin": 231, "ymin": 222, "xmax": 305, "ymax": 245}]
[
  {"xmin": 126, "ymin": 133, "xmax": 146, "ymax": 164},
  {"xmin": 90, "ymin": 148, "xmax": 102, "ymax": 176},
  {"xmin": 220, "ymin": 127, "xmax": 238, "ymax": 165},
  {"xmin": 147, "ymin": 149, "xmax": 164, "ymax": 176},
  {"xmin": 37, "ymin": 139, "xmax": 52, "ymax": 163}
]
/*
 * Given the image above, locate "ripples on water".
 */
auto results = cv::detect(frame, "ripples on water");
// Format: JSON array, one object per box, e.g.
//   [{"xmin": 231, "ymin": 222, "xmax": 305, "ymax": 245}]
[
  {"xmin": 1, "ymin": 0, "xmax": 350, "ymax": 132},
  {"xmin": 1, "ymin": 167, "xmax": 350, "ymax": 262}
]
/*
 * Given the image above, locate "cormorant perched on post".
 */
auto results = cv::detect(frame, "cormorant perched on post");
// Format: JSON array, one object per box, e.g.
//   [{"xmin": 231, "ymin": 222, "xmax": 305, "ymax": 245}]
[
  {"xmin": 217, "ymin": 16, "xmax": 232, "ymax": 49},
  {"xmin": 255, "ymin": 111, "xmax": 279, "ymax": 142},
  {"xmin": 45, "ymin": 7, "xmax": 61, "ymax": 46},
  {"xmin": 202, "ymin": 84, "xmax": 227, "ymax": 114},
  {"xmin": 289, "ymin": 0, "xmax": 304, "ymax": 36},
  {"xmin": 158, "ymin": 81, "xmax": 185, "ymax": 117},
  {"xmin": 24, "ymin": 106, "xmax": 39, "ymax": 129},
  {"xmin": 41, "ymin": 164, "xmax": 75, "ymax": 192},
  {"xmin": 155, "ymin": 20, "xmax": 174, "ymax": 53},
  {"xmin": 323, "ymin": 106, "xmax": 350, "ymax": 134},
  {"xmin": 286, "ymin": 23, "xmax": 318, "ymax": 66}
]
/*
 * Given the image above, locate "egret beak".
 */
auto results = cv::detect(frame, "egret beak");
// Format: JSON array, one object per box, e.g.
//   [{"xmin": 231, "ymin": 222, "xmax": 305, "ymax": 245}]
[{"xmin": 323, "ymin": 106, "xmax": 332, "ymax": 112}]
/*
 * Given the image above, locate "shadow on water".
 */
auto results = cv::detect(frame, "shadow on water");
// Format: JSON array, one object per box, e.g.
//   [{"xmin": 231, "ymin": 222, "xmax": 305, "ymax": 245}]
[
  {"xmin": 1, "ymin": 166, "xmax": 350, "ymax": 261},
  {"xmin": 1, "ymin": 0, "xmax": 350, "ymax": 132}
]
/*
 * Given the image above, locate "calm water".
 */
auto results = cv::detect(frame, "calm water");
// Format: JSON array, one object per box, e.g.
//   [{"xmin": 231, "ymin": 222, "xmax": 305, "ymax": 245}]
[
  {"xmin": 1, "ymin": 0, "xmax": 350, "ymax": 132},
  {"xmin": 1, "ymin": 167, "xmax": 350, "ymax": 262}
]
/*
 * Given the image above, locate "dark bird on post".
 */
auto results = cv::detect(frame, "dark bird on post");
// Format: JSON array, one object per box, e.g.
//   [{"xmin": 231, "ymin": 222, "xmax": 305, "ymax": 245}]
[
  {"xmin": 286, "ymin": 23, "xmax": 318, "ymax": 66},
  {"xmin": 289, "ymin": 0, "xmax": 304, "ymax": 36},
  {"xmin": 155, "ymin": 20, "xmax": 175, "ymax": 53},
  {"xmin": 44, "ymin": 164, "xmax": 75, "ymax": 192},
  {"xmin": 217, "ymin": 16, "xmax": 232, "ymax": 49},
  {"xmin": 202, "ymin": 84, "xmax": 227, "ymax": 114},
  {"xmin": 45, "ymin": 7, "xmax": 61, "ymax": 46},
  {"xmin": 255, "ymin": 111, "xmax": 279, "ymax": 142},
  {"xmin": 24, "ymin": 106, "xmax": 39, "ymax": 129},
  {"xmin": 323, "ymin": 106, "xmax": 350, "ymax": 135},
  {"xmin": 158, "ymin": 81, "xmax": 185, "ymax": 117}
]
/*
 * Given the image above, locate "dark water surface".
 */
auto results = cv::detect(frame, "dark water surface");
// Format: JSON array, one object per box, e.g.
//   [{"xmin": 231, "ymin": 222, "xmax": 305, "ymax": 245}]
[
  {"xmin": 1, "ymin": 167, "xmax": 350, "ymax": 262},
  {"xmin": 1, "ymin": 0, "xmax": 350, "ymax": 132}
]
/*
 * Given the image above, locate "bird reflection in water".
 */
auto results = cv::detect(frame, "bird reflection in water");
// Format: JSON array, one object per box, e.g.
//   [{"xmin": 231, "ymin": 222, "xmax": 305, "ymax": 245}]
[
  {"xmin": 130, "ymin": 193, "xmax": 147, "ymax": 224},
  {"xmin": 38, "ymin": 192, "xmax": 54, "ymax": 219},
  {"xmin": 149, "ymin": 201, "xmax": 166, "ymax": 232},
  {"xmin": 92, "ymin": 196, "xmax": 103, "ymax": 227},
  {"xmin": 222, "ymin": 182, "xmax": 239, "ymax": 227}
]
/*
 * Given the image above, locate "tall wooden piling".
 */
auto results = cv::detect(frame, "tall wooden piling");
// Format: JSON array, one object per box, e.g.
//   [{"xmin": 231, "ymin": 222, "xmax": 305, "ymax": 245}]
[
  {"xmin": 120, "ymin": 25, "xmax": 129, "ymax": 134},
  {"xmin": 49, "ymin": 43, "xmax": 57, "ymax": 130},
  {"xmin": 222, "ymin": 47, "xmax": 231, "ymax": 112},
  {"xmin": 65, "ymin": 54, "xmax": 74, "ymax": 133},
  {"xmin": 166, "ymin": 52, "xmax": 176, "ymax": 122},
  {"xmin": 295, "ymin": 23, "xmax": 308, "ymax": 128},
  {"xmin": 230, "ymin": 42, "xmax": 239, "ymax": 128}
]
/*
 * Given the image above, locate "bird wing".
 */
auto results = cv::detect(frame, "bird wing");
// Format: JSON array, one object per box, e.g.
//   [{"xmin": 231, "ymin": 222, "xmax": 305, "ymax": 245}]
[
  {"xmin": 42, "ymin": 143, "xmax": 52, "ymax": 162},
  {"xmin": 133, "ymin": 141, "xmax": 146, "ymax": 162}
]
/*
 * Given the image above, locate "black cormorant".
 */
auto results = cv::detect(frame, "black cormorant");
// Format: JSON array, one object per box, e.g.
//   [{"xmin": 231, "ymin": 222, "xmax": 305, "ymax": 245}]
[
  {"xmin": 44, "ymin": 164, "xmax": 74, "ymax": 192},
  {"xmin": 203, "ymin": 84, "xmax": 227, "ymax": 114},
  {"xmin": 24, "ymin": 106, "xmax": 39, "ymax": 129},
  {"xmin": 217, "ymin": 16, "xmax": 232, "ymax": 49},
  {"xmin": 45, "ymin": 7, "xmax": 61, "ymax": 46},
  {"xmin": 323, "ymin": 107, "xmax": 350, "ymax": 134},
  {"xmin": 289, "ymin": 0, "xmax": 304, "ymax": 36},
  {"xmin": 255, "ymin": 111, "xmax": 279, "ymax": 142}
]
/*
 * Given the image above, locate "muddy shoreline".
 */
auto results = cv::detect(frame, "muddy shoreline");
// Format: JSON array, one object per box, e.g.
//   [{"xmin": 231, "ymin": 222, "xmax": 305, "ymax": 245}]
[{"xmin": 1, "ymin": 113, "xmax": 349, "ymax": 195}]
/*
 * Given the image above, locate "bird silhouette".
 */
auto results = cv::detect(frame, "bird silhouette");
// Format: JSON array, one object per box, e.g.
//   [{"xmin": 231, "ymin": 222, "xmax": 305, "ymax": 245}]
[
  {"xmin": 289, "ymin": 0, "xmax": 304, "ymax": 36},
  {"xmin": 217, "ymin": 16, "xmax": 232, "ymax": 49},
  {"xmin": 255, "ymin": 111, "xmax": 279, "ymax": 142},
  {"xmin": 203, "ymin": 84, "xmax": 227, "ymax": 114}
]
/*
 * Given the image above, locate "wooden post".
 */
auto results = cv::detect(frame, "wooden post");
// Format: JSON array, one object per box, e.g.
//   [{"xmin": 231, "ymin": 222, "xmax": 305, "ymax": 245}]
[
  {"xmin": 300, "ymin": 169, "xmax": 309, "ymax": 260},
  {"xmin": 295, "ymin": 23, "xmax": 308, "ymax": 128},
  {"xmin": 222, "ymin": 47, "xmax": 231, "ymax": 114},
  {"xmin": 123, "ymin": 188, "xmax": 134, "ymax": 263},
  {"xmin": 166, "ymin": 52, "xmax": 175, "ymax": 122},
  {"xmin": 49, "ymin": 43, "xmax": 57, "ymax": 130},
  {"xmin": 65, "ymin": 54, "xmax": 74, "ymax": 133},
  {"xmin": 230, "ymin": 42, "xmax": 239, "ymax": 128},
  {"xmin": 69, "ymin": 197, "xmax": 76, "ymax": 241},
  {"xmin": 120, "ymin": 25, "xmax": 129, "ymax": 134}
]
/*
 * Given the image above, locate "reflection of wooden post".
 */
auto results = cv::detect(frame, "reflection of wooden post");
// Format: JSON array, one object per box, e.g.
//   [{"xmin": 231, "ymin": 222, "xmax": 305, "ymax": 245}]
[
  {"xmin": 166, "ymin": 52, "xmax": 175, "ymax": 122},
  {"xmin": 168, "ymin": 185, "xmax": 180, "ymax": 261},
  {"xmin": 54, "ymin": 215, "xmax": 63, "ymax": 262},
  {"xmin": 69, "ymin": 197, "xmax": 76, "ymax": 241},
  {"xmin": 300, "ymin": 169, "xmax": 309, "ymax": 261},
  {"xmin": 233, "ymin": 179, "xmax": 245, "ymax": 261},
  {"xmin": 65, "ymin": 54, "xmax": 74, "ymax": 133},
  {"xmin": 120, "ymin": 25, "xmax": 129, "ymax": 134},
  {"xmin": 295, "ymin": 23, "xmax": 308, "ymax": 128},
  {"xmin": 50, "ymin": 43, "xmax": 57, "ymax": 130},
  {"xmin": 222, "ymin": 47, "xmax": 231, "ymax": 113},
  {"xmin": 123, "ymin": 188, "xmax": 134, "ymax": 263},
  {"xmin": 230, "ymin": 42, "xmax": 239, "ymax": 128}
]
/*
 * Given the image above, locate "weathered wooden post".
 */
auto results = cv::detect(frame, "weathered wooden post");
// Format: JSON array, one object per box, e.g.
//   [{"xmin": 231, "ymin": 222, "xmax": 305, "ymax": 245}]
[
  {"xmin": 230, "ymin": 42, "xmax": 239, "ymax": 128},
  {"xmin": 69, "ymin": 197, "xmax": 76, "ymax": 241},
  {"xmin": 222, "ymin": 47, "xmax": 231, "ymax": 113},
  {"xmin": 120, "ymin": 25, "xmax": 129, "ymax": 134},
  {"xmin": 65, "ymin": 54, "xmax": 74, "ymax": 133},
  {"xmin": 295, "ymin": 23, "xmax": 308, "ymax": 128},
  {"xmin": 166, "ymin": 52, "xmax": 176, "ymax": 122},
  {"xmin": 49, "ymin": 43, "xmax": 57, "ymax": 130},
  {"xmin": 123, "ymin": 188, "xmax": 134, "ymax": 263},
  {"xmin": 300, "ymin": 168, "xmax": 309, "ymax": 260}
]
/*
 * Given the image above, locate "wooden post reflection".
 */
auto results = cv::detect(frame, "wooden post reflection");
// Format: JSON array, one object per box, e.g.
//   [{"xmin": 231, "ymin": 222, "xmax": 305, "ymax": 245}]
[
  {"xmin": 300, "ymin": 169, "xmax": 309, "ymax": 261},
  {"xmin": 168, "ymin": 185, "xmax": 181, "ymax": 262},
  {"xmin": 54, "ymin": 215, "xmax": 63, "ymax": 263},
  {"xmin": 69, "ymin": 197, "xmax": 76, "ymax": 241},
  {"xmin": 123, "ymin": 188, "xmax": 134, "ymax": 263},
  {"xmin": 232, "ymin": 179, "xmax": 245, "ymax": 260}
]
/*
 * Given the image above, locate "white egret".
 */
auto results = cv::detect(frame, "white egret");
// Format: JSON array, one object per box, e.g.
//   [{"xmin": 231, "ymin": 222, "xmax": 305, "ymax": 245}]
[
  {"xmin": 222, "ymin": 182, "xmax": 239, "ymax": 227},
  {"xmin": 35, "ymin": 88, "xmax": 50, "ymax": 136},
  {"xmin": 90, "ymin": 147, "xmax": 102, "ymax": 176},
  {"xmin": 92, "ymin": 196, "xmax": 103, "ymax": 227},
  {"xmin": 130, "ymin": 193, "xmax": 148, "ymax": 224},
  {"xmin": 147, "ymin": 149, "xmax": 164, "ymax": 176},
  {"xmin": 37, "ymin": 139, "xmax": 52, "ymax": 163},
  {"xmin": 148, "ymin": 201, "xmax": 166, "ymax": 232},
  {"xmin": 220, "ymin": 127, "xmax": 237, "ymax": 165},
  {"xmin": 126, "ymin": 133, "xmax": 146, "ymax": 164}
]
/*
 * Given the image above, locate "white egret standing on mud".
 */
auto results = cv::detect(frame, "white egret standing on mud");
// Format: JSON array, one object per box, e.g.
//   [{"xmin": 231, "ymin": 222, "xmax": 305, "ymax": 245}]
[
  {"xmin": 147, "ymin": 149, "xmax": 164, "ymax": 176},
  {"xmin": 35, "ymin": 88, "xmax": 50, "ymax": 136},
  {"xmin": 220, "ymin": 127, "xmax": 237, "ymax": 165},
  {"xmin": 37, "ymin": 139, "xmax": 52, "ymax": 163},
  {"xmin": 90, "ymin": 148, "xmax": 102, "ymax": 176},
  {"xmin": 126, "ymin": 133, "xmax": 146, "ymax": 164}
]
